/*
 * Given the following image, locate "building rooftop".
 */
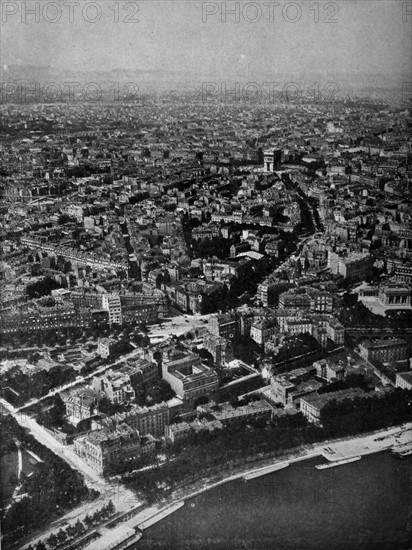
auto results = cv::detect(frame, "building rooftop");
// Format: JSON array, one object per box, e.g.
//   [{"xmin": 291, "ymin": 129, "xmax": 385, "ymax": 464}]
[
  {"xmin": 301, "ymin": 388, "xmax": 365, "ymax": 409},
  {"xmin": 396, "ymin": 372, "xmax": 412, "ymax": 385}
]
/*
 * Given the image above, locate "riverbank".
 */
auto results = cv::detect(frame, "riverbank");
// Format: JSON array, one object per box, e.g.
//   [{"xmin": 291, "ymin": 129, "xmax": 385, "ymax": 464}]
[
  {"xmin": 121, "ymin": 422, "xmax": 412, "ymax": 537},
  {"xmin": 17, "ymin": 420, "xmax": 412, "ymax": 550},
  {"xmin": 136, "ymin": 450, "xmax": 412, "ymax": 550}
]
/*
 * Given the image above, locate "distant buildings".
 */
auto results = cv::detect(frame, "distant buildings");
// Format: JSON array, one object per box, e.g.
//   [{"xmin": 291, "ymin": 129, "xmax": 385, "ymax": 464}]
[
  {"xmin": 263, "ymin": 149, "xmax": 282, "ymax": 172},
  {"xmin": 278, "ymin": 289, "xmax": 333, "ymax": 313},
  {"xmin": 328, "ymin": 252, "xmax": 374, "ymax": 281},
  {"xmin": 0, "ymin": 303, "xmax": 105, "ymax": 336},
  {"xmin": 3, "ymin": 84, "xmax": 412, "ymax": 487}
]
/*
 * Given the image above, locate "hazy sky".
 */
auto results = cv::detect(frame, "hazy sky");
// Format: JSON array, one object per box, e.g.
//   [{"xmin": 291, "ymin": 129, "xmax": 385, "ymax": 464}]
[{"xmin": 1, "ymin": 0, "xmax": 411, "ymax": 81}]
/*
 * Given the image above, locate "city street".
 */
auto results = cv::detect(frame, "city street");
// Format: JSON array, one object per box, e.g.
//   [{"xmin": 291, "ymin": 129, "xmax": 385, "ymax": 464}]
[{"xmin": 1, "ymin": 397, "xmax": 141, "ymax": 550}]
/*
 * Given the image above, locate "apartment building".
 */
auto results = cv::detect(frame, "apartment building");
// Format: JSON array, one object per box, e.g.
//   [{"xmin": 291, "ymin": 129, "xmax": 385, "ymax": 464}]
[
  {"xmin": 270, "ymin": 366, "xmax": 318, "ymax": 406},
  {"xmin": 121, "ymin": 358, "xmax": 159, "ymax": 386},
  {"xmin": 300, "ymin": 388, "xmax": 365, "ymax": 425},
  {"xmin": 278, "ymin": 291, "xmax": 312, "ymax": 311},
  {"xmin": 102, "ymin": 294, "xmax": 122, "ymax": 325},
  {"xmin": 95, "ymin": 402, "xmax": 169, "ymax": 437},
  {"xmin": 326, "ymin": 318, "xmax": 345, "ymax": 345},
  {"xmin": 74, "ymin": 423, "xmax": 154, "ymax": 475},
  {"xmin": 0, "ymin": 304, "xmax": 94, "ymax": 335},
  {"xmin": 92, "ymin": 370, "xmax": 135, "ymax": 403},
  {"xmin": 250, "ymin": 318, "xmax": 277, "ymax": 346},
  {"xmin": 203, "ymin": 333, "xmax": 234, "ymax": 366},
  {"xmin": 395, "ymin": 372, "xmax": 412, "ymax": 391},
  {"xmin": 284, "ymin": 318, "xmax": 312, "ymax": 336},
  {"xmin": 314, "ymin": 359, "xmax": 345, "ymax": 381},
  {"xmin": 329, "ymin": 251, "xmax": 374, "ymax": 281},
  {"xmin": 208, "ymin": 312, "xmax": 237, "ymax": 340},
  {"xmin": 97, "ymin": 337, "xmax": 120, "ymax": 358},
  {"xmin": 358, "ymin": 338, "xmax": 410, "ymax": 363},
  {"xmin": 63, "ymin": 388, "xmax": 97, "ymax": 425}
]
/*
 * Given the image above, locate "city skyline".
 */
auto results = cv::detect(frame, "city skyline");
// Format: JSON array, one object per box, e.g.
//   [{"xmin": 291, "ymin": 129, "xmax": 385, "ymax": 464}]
[{"xmin": 1, "ymin": 0, "xmax": 411, "ymax": 89}]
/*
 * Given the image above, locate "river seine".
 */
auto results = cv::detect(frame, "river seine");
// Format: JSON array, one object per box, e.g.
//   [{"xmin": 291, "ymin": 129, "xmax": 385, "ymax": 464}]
[{"xmin": 136, "ymin": 452, "xmax": 412, "ymax": 549}]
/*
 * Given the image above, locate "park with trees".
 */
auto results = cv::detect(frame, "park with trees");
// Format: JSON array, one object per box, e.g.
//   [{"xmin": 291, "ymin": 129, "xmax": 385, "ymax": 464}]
[{"xmin": 0, "ymin": 415, "xmax": 92, "ymax": 546}]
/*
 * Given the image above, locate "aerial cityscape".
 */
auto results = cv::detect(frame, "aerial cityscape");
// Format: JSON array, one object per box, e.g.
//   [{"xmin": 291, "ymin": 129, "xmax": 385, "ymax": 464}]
[{"xmin": 1, "ymin": 1, "xmax": 412, "ymax": 549}]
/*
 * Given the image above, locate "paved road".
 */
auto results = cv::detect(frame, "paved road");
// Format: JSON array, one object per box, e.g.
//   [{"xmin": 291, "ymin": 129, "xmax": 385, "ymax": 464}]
[
  {"xmin": 0, "ymin": 396, "xmax": 141, "ymax": 549},
  {"xmin": 15, "ymin": 346, "xmax": 149, "ymax": 412}
]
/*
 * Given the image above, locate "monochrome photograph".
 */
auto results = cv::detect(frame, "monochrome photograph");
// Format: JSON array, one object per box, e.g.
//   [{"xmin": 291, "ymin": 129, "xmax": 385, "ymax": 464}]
[{"xmin": 0, "ymin": 1, "xmax": 412, "ymax": 548}]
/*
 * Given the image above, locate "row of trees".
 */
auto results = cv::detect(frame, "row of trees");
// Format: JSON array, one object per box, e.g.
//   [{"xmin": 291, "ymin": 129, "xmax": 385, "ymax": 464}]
[
  {"xmin": 121, "ymin": 387, "xmax": 412, "ymax": 504},
  {"xmin": 122, "ymin": 413, "xmax": 323, "ymax": 503},
  {"xmin": 320, "ymin": 388, "xmax": 412, "ymax": 437},
  {"xmin": 27, "ymin": 501, "xmax": 115, "ymax": 550}
]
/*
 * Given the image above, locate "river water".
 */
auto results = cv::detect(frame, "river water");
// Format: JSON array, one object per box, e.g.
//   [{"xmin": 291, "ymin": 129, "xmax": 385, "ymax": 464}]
[{"xmin": 137, "ymin": 452, "xmax": 412, "ymax": 550}]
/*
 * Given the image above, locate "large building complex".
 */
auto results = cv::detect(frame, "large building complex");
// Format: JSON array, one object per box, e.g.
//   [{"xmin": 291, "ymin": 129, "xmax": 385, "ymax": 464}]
[
  {"xmin": 161, "ymin": 349, "xmax": 219, "ymax": 406},
  {"xmin": 74, "ymin": 423, "xmax": 155, "ymax": 475},
  {"xmin": 94, "ymin": 403, "xmax": 169, "ymax": 437},
  {"xmin": 328, "ymin": 252, "xmax": 374, "ymax": 281}
]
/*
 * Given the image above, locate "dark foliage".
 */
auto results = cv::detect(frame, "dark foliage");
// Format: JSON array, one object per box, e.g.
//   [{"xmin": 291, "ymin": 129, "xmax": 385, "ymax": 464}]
[
  {"xmin": 0, "ymin": 415, "xmax": 91, "ymax": 545},
  {"xmin": 320, "ymin": 388, "xmax": 412, "ymax": 438},
  {"xmin": 121, "ymin": 387, "xmax": 412, "ymax": 504},
  {"xmin": 26, "ymin": 277, "xmax": 61, "ymax": 299},
  {"xmin": 0, "ymin": 365, "xmax": 77, "ymax": 406}
]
